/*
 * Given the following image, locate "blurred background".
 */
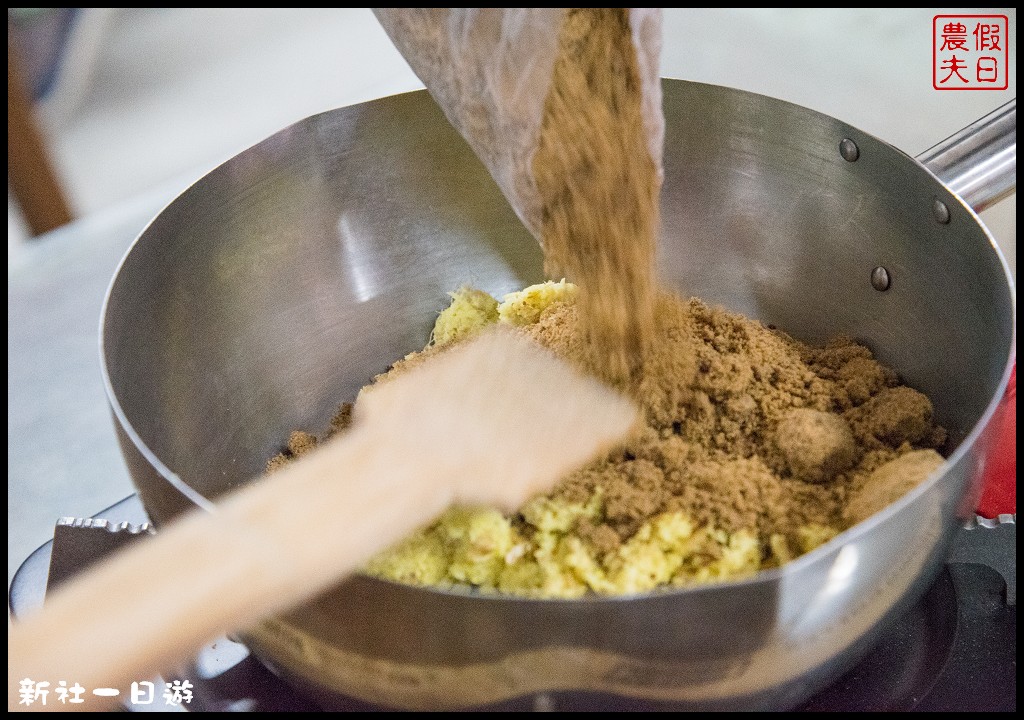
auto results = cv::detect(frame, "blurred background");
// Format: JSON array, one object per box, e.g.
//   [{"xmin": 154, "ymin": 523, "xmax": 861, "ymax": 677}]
[
  {"xmin": 8, "ymin": 8, "xmax": 1016, "ymax": 267},
  {"xmin": 6, "ymin": 8, "xmax": 1016, "ymax": 578}
]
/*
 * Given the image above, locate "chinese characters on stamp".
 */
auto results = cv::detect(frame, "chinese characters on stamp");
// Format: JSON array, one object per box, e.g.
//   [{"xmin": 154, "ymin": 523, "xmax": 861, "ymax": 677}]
[{"xmin": 934, "ymin": 15, "xmax": 1009, "ymax": 90}]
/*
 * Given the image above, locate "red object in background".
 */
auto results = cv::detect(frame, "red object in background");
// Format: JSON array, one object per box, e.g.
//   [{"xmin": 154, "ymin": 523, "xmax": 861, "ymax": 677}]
[{"xmin": 976, "ymin": 365, "xmax": 1016, "ymax": 518}]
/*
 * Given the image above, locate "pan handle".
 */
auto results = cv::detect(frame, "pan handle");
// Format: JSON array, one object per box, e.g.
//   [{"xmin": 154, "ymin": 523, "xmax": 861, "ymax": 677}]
[{"xmin": 916, "ymin": 99, "xmax": 1016, "ymax": 213}]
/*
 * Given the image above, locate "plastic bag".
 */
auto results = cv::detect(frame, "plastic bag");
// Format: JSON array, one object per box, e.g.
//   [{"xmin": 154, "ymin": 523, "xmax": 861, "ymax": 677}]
[{"xmin": 374, "ymin": 8, "xmax": 664, "ymax": 244}]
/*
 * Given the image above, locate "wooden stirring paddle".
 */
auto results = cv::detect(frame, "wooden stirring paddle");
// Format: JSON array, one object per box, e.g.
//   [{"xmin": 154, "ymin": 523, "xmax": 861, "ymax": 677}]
[{"xmin": 8, "ymin": 331, "xmax": 637, "ymax": 711}]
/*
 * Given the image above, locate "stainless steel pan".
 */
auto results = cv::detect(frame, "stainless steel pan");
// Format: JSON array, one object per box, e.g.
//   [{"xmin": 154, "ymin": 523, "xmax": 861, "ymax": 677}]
[{"xmin": 100, "ymin": 80, "xmax": 1016, "ymax": 710}]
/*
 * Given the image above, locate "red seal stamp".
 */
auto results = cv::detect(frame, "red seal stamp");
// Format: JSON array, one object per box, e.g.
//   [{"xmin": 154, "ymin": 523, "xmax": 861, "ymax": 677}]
[{"xmin": 933, "ymin": 15, "xmax": 1009, "ymax": 90}]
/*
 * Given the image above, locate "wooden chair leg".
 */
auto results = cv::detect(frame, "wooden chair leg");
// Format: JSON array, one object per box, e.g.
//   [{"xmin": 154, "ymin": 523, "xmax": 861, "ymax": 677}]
[{"xmin": 8, "ymin": 36, "xmax": 74, "ymax": 236}]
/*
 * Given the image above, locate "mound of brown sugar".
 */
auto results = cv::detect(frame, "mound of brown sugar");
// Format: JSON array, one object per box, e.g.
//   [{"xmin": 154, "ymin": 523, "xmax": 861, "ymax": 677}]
[{"xmin": 511, "ymin": 293, "xmax": 946, "ymax": 556}]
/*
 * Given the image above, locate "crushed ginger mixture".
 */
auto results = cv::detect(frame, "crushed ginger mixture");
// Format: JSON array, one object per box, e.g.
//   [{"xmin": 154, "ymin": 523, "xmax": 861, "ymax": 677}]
[{"xmin": 269, "ymin": 282, "xmax": 946, "ymax": 598}]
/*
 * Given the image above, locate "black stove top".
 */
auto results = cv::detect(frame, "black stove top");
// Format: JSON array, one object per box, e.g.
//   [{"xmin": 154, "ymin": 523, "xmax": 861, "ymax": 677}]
[{"xmin": 9, "ymin": 496, "xmax": 1015, "ymax": 712}]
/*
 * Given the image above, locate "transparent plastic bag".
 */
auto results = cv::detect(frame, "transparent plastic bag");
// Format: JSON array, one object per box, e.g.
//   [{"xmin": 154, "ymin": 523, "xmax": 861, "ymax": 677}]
[{"xmin": 374, "ymin": 8, "xmax": 664, "ymax": 243}]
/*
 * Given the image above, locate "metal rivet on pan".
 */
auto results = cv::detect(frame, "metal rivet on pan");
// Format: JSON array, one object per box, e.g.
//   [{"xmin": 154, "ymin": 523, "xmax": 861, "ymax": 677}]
[
  {"xmin": 839, "ymin": 138, "xmax": 859, "ymax": 162},
  {"xmin": 933, "ymin": 199, "xmax": 951, "ymax": 224},
  {"xmin": 871, "ymin": 266, "xmax": 891, "ymax": 292}
]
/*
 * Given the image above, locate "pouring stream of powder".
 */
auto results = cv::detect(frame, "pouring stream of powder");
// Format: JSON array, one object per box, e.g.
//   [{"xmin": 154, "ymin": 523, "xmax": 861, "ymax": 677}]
[{"xmin": 533, "ymin": 9, "xmax": 659, "ymax": 385}]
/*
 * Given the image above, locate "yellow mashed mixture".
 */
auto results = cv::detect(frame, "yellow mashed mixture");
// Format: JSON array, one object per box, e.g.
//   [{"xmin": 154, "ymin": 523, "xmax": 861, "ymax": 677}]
[{"xmin": 364, "ymin": 282, "xmax": 839, "ymax": 597}]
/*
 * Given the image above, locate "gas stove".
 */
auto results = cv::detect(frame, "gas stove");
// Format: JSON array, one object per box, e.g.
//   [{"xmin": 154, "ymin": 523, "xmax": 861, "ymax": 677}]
[{"xmin": 9, "ymin": 495, "xmax": 1015, "ymax": 712}]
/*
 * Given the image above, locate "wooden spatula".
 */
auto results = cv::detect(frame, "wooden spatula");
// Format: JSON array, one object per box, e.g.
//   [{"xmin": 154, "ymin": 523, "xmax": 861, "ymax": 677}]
[{"xmin": 8, "ymin": 331, "xmax": 636, "ymax": 711}]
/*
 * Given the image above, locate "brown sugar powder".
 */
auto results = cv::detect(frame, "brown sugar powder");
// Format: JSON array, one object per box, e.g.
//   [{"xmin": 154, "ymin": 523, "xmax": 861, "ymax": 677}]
[
  {"xmin": 511, "ymin": 293, "xmax": 946, "ymax": 554},
  {"xmin": 532, "ymin": 9, "xmax": 659, "ymax": 386}
]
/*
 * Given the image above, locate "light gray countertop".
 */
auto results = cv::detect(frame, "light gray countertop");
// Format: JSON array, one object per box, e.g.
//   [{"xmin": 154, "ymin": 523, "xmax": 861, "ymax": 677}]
[{"xmin": 8, "ymin": 191, "xmax": 171, "ymax": 581}]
